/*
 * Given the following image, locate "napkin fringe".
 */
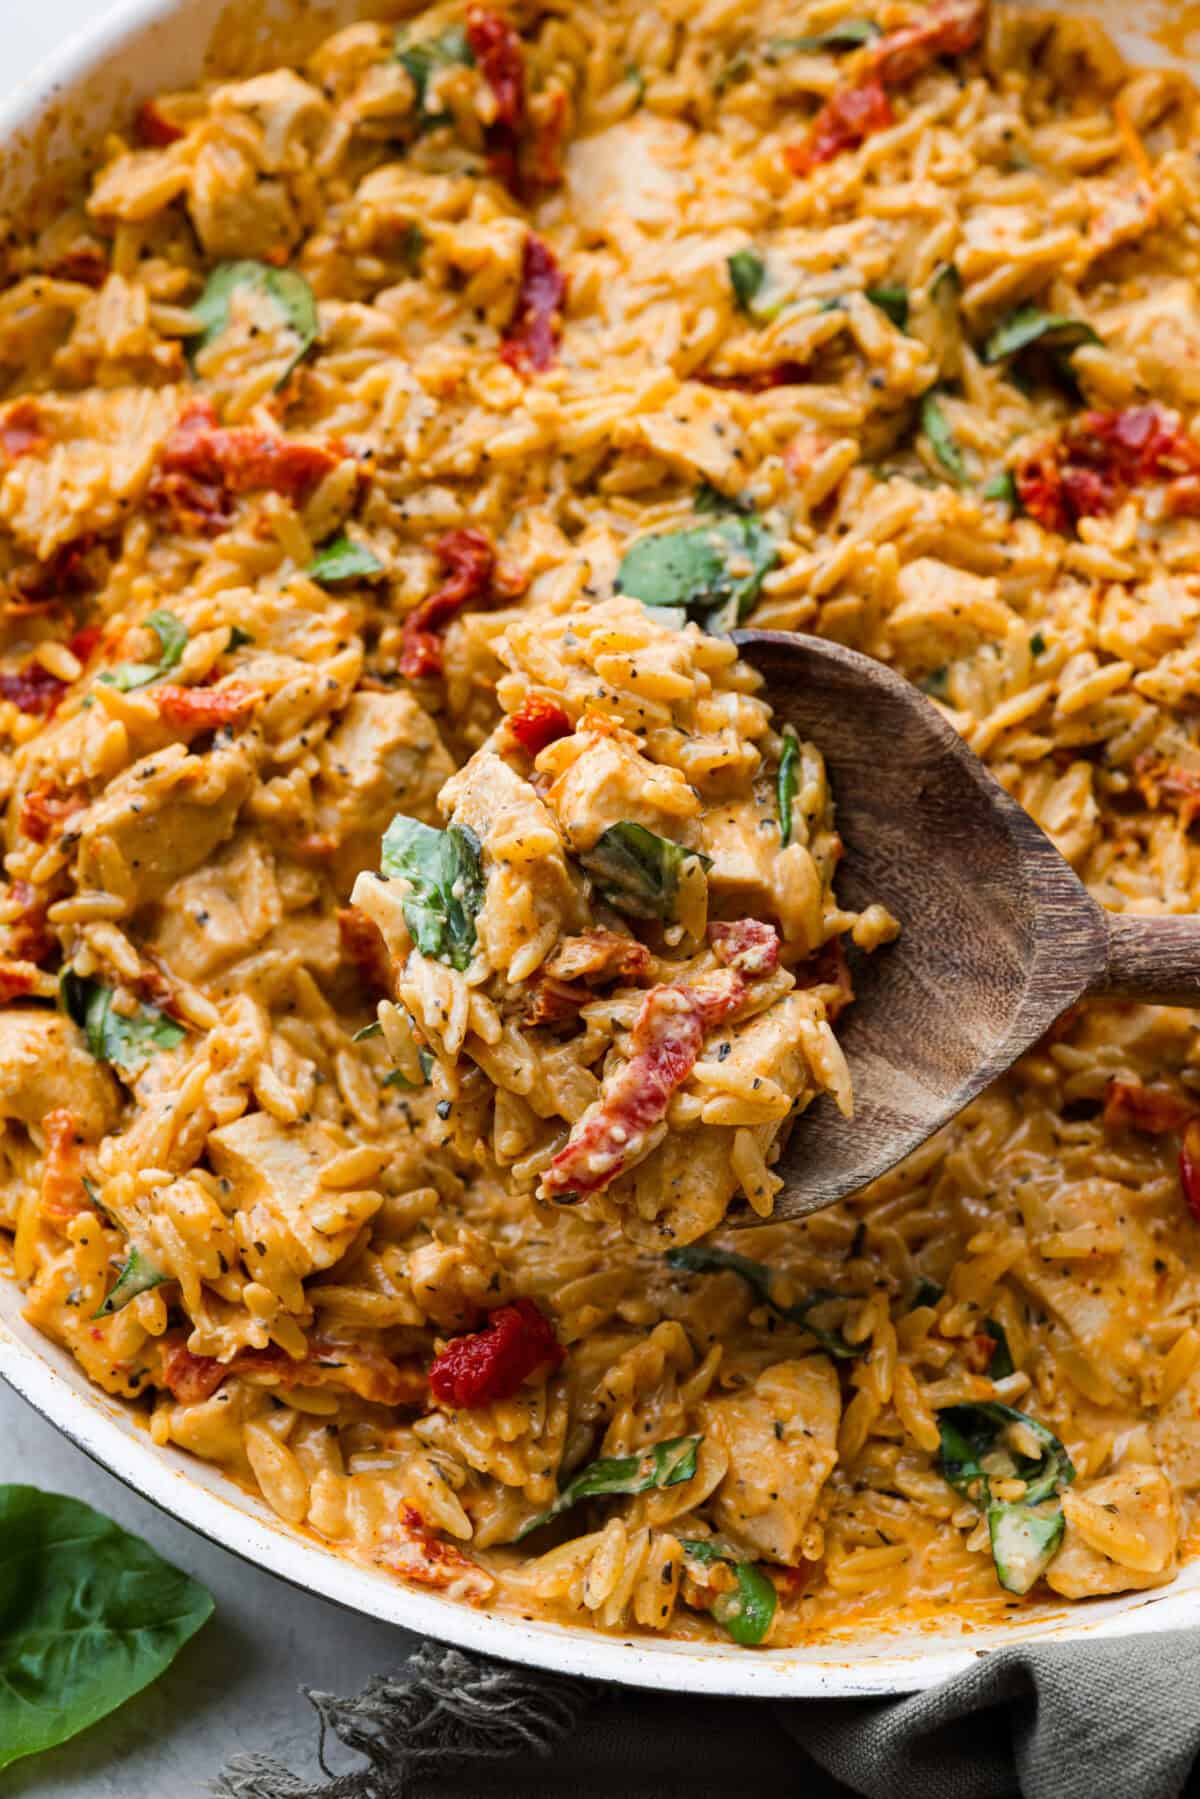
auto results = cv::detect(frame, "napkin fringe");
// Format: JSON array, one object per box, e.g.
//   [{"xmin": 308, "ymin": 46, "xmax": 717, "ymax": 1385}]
[{"xmin": 209, "ymin": 1642, "xmax": 590, "ymax": 1799}]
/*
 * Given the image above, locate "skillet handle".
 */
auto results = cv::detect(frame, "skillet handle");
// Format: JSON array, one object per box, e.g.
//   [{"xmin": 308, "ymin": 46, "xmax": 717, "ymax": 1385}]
[{"xmin": 1095, "ymin": 913, "xmax": 1200, "ymax": 1007}]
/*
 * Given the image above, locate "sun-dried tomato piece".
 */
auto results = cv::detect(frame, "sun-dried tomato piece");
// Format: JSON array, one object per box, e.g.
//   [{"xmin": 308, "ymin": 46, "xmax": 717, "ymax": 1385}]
[
  {"xmin": 338, "ymin": 904, "xmax": 394, "ymax": 998},
  {"xmin": 786, "ymin": 78, "xmax": 893, "ymax": 176},
  {"xmin": 508, "ymin": 694, "xmax": 572, "ymax": 756},
  {"xmin": 67, "ymin": 622, "xmax": 105, "ymax": 666},
  {"xmin": 151, "ymin": 400, "xmax": 342, "ymax": 534},
  {"xmin": 1181, "ymin": 1119, "xmax": 1200, "ymax": 1223},
  {"xmin": 1060, "ymin": 464, "xmax": 1120, "ymax": 523},
  {"xmin": 1103, "ymin": 1078, "xmax": 1195, "ymax": 1135},
  {"xmin": 136, "ymin": 96, "xmax": 186, "ymax": 147},
  {"xmin": 400, "ymin": 528, "xmax": 496, "ymax": 679},
  {"xmin": 522, "ymin": 974, "xmax": 591, "ymax": 1027},
  {"xmin": 1015, "ymin": 451, "xmax": 1066, "ymax": 532},
  {"xmin": 0, "ymin": 661, "xmax": 67, "ymax": 717},
  {"xmin": 7, "ymin": 880, "xmax": 54, "ymax": 966},
  {"xmin": 18, "ymin": 782, "xmax": 79, "ymax": 844},
  {"xmin": 466, "ymin": 7, "xmax": 526, "ymax": 190},
  {"xmin": 160, "ymin": 1340, "xmax": 227, "ymax": 1404},
  {"xmin": 543, "ymin": 928, "xmax": 651, "ymax": 986},
  {"xmin": 698, "ymin": 361, "xmax": 809, "ymax": 392},
  {"xmin": 161, "ymin": 1336, "xmax": 426, "ymax": 1407},
  {"xmin": 543, "ymin": 971, "xmax": 747, "ymax": 1201},
  {"xmin": 153, "ymin": 683, "xmax": 261, "ymax": 731},
  {"xmin": 429, "ymin": 1296, "xmax": 564, "ymax": 1408},
  {"xmin": 0, "ymin": 399, "xmax": 48, "ymax": 460},
  {"xmin": 708, "ymin": 918, "xmax": 781, "ymax": 978},
  {"xmin": 1134, "ymin": 753, "xmax": 1200, "ymax": 827},
  {"xmin": 38, "ymin": 1108, "xmax": 89, "ymax": 1226},
  {"xmin": 47, "ymin": 248, "xmax": 110, "ymax": 289},
  {"xmin": 1020, "ymin": 405, "xmax": 1200, "ymax": 535},
  {"xmin": 962, "ymin": 1330, "xmax": 1000, "ymax": 1375},
  {"xmin": 7, "ymin": 536, "xmax": 101, "ymax": 617},
  {"xmin": 871, "ymin": 0, "xmax": 985, "ymax": 86},
  {"xmin": 0, "ymin": 961, "xmax": 35, "ymax": 1002},
  {"xmin": 528, "ymin": 88, "xmax": 568, "ymax": 190},
  {"xmin": 501, "ymin": 234, "xmax": 567, "ymax": 375}
]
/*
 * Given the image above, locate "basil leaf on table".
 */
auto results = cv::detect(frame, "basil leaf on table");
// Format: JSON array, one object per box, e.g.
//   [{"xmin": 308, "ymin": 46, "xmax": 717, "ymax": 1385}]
[
  {"xmin": 615, "ymin": 515, "xmax": 778, "ymax": 634},
  {"xmin": 777, "ymin": 725, "xmax": 800, "ymax": 846},
  {"xmin": 680, "ymin": 1538, "xmax": 777, "ymax": 1645},
  {"xmin": 94, "ymin": 1244, "xmax": 170, "ymax": 1318},
  {"xmin": 380, "ymin": 816, "xmax": 485, "ymax": 972},
  {"xmin": 666, "ymin": 1244, "xmax": 859, "ymax": 1360},
  {"xmin": 982, "ymin": 305, "xmax": 1100, "ymax": 365},
  {"xmin": 190, "ymin": 260, "xmax": 319, "ymax": 389},
  {"xmin": 61, "ymin": 973, "xmax": 186, "ymax": 1070},
  {"xmin": 97, "ymin": 608, "xmax": 188, "ymax": 693},
  {"xmin": 920, "ymin": 391, "xmax": 967, "ymax": 484},
  {"xmin": 578, "ymin": 821, "xmax": 710, "ymax": 922},
  {"xmin": 307, "ymin": 536, "xmax": 386, "ymax": 584},
  {"xmin": 937, "ymin": 1400, "xmax": 1075, "ymax": 1594},
  {"xmin": 516, "ymin": 1436, "xmax": 701, "ymax": 1540},
  {"xmin": 0, "ymin": 1486, "xmax": 213, "ymax": 1771}
]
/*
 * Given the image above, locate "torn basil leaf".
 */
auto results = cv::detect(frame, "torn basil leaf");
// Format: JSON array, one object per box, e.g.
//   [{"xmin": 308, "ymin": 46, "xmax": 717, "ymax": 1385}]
[
  {"xmin": 94, "ymin": 1246, "xmax": 169, "ymax": 1319},
  {"xmin": 616, "ymin": 515, "xmax": 778, "ymax": 634},
  {"xmin": 396, "ymin": 23, "xmax": 474, "ymax": 124},
  {"xmin": 380, "ymin": 817, "xmax": 484, "ymax": 972},
  {"xmin": 987, "ymin": 1503, "xmax": 1065, "ymax": 1596},
  {"xmin": 777, "ymin": 725, "xmax": 800, "ymax": 847},
  {"xmin": 666, "ymin": 1244, "xmax": 858, "ymax": 1360},
  {"xmin": 982, "ymin": 468, "xmax": 1017, "ymax": 508},
  {"xmin": 307, "ymin": 536, "xmax": 385, "ymax": 584},
  {"xmin": 680, "ymin": 1539, "xmax": 777, "ymax": 1646},
  {"xmin": 728, "ymin": 249, "xmax": 766, "ymax": 312},
  {"xmin": 383, "ymin": 1047, "xmax": 435, "ymax": 1090},
  {"xmin": 61, "ymin": 974, "xmax": 186, "ymax": 1071},
  {"xmin": 936, "ymin": 1400, "xmax": 1075, "ymax": 1594},
  {"xmin": 353, "ymin": 1020, "xmax": 383, "ymax": 1041},
  {"xmin": 516, "ymin": 1435, "xmax": 701, "ymax": 1540},
  {"xmin": 765, "ymin": 19, "xmax": 880, "ymax": 57},
  {"xmin": 578, "ymin": 822, "xmax": 710, "ymax": 922},
  {"xmin": 0, "ymin": 1486, "xmax": 213, "ymax": 1772},
  {"xmin": 920, "ymin": 391, "xmax": 966, "ymax": 484},
  {"xmin": 98, "ymin": 608, "xmax": 188, "ymax": 693},
  {"xmin": 226, "ymin": 625, "xmax": 254, "ymax": 651},
  {"xmin": 983, "ymin": 1317, "xmax": 1015, "ymax": 1379},
  {"xmin": 865, "ymin": 284, "xmax": 909, "ymax": 330},
  {"xmin": 189, "ymin": 261, "xmax": 319, "ymax": 389},
  {"xmin": 982, "ymin": 305, "xmax": 1100, "ymax": 365}
]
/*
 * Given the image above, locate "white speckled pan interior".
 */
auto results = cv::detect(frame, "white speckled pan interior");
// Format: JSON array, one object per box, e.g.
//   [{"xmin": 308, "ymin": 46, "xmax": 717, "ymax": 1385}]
[{"xmin": 1, "ymin": 0, "xmax": 1199, "ymax": 1698}]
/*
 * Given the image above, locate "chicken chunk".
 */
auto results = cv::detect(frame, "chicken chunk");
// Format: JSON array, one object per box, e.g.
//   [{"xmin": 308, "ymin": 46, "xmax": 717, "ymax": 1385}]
[
  {"xmin": 544, "ymin": 724, "xmax": 700, "ymax": 854},
  {"xmin": 1046, "ymin": 1465, "xmax": 1178, "ymax": 1599},
  {"xmin": 316, "ymin": 692, "xmax": 453, "ymax": 894},
  {"xmin": 0, "ymin": 1009, "xmax": 120, "ymax": 1141},
  {"xmin": 701, "ymin": 1357, "xmax": 840, "ymax": 1564},
  {"xmin": 1116, "ymin": 280, "xmax": 1200, "ymax": 409},
  {"xmin": 150, "ymin": 838, "xmax": 282, "ymax": 983}
]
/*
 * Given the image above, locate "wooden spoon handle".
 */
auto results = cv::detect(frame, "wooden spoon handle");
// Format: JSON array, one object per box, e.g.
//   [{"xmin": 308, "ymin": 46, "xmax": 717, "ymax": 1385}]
[{"xmin": 1096, "ymin": 913, "xmax": 1200, "ymax": 1006}]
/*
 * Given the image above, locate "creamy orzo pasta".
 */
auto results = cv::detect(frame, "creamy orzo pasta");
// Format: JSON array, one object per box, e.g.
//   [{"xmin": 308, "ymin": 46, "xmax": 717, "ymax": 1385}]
[{"xmin": 1, "ymin": 0, "xmax": 1199, "ymax": 1647}]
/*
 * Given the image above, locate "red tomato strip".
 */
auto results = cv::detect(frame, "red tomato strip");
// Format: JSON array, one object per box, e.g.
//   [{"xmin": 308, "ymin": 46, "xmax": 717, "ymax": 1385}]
[
  {"xmin": 1103, "ymin": 1078, "xmax": 1194, "ymax": 1135},
  {"xmin": 399, "ymin": 528, "xmax": 495, "ymax": 679},
  {"xmin": 501, "ymin": 234, "xmax": 567, "ymax": 375},
  {"xmin": 708, "ymin": 918, "xmax": 781, "ymax": 978},
  {"xmin": 0, "ymin": 399, "xmax": 49, "ymax": 460},
  {"xmin": 153, "ymin": 683, "xmax": 261, "ymax": 731},
  {"xmin": 508, "ymin": 694, "xmax": 572, "ymax": 755},
  {"xmin": 38, "ymin": 1109, "xmax": 88, "ymax": 1225},
  {"xmin": 466, "ymin": 7, "xmax": 526, "ymax": 190},
  {"xmin": 429, "ymin": 1297, "xmax": 564, "ymax": 1408}
]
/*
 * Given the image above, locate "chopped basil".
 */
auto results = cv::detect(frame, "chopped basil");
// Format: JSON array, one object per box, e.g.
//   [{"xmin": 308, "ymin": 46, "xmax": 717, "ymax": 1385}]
[
  {"xmin": 937, "ymin": 1400, "xmax": 1075, "ymax": 1595},
  {"xmin": 693, "ymin": 481, "xmax": 753, "ymax": 516},
  {"xmin": 61, "ymin": 973, "xmax": 185, "ymax": 1071},
  {"xmin": 715, "ymin": 51, "xmax": 754, "ymax": 93},
  {"xmin": 982, "ymin": 468, "xmax": 1017, "ymax": 507},
  {"xmin": 680, "ymin": 1538, "xmax": 777, "ymax": 1645},
  {"xmin": 1029, "ymin": 630, "xmax": 1046, "ymax": 657},
  {"xmin": 982, "ymin": 305, "xmax": 1100, "ymax": 365},
  {"xmin": 983, "ymin": 1317, "xmax": 1015, "ymax": 1379},
  {"xmin": 625, "ymin": 63, "xmax": 646, "ymax": 106},
  {"xmin": 396, "ymin": 23, "xmax": 474, "ymax": 124},
  {"xmin": 765, "ymin": 19, "xmax": 880, "ymax": 57},
  {"xmin": 728, "ymin": 249, "xmax": 767, "ymax": 312},
  {"xmin": 929, "ymin": 262, "xmax": 961, "ymax": 304},
  {"xmin": 919, "ymin": 664, "xmax": 949, "ymax": 699},
  {"xmin": 0, "ymin": 1486, "xmax": 212, "ymax": 1771},
  {"xmin": 578, "ymin": 822, "xmax": 710, "ymax": 922},
  {"xmin": 920, "ymin": 391, "xmax": 967, "ymax": 484},
  {"xmin": 516, "ymin": 1435, "xmax": 701, "ymax": 1540},
  {"xmin": 94, "ymin": 1245, "xmax": 169, "ymax": 1318},
  {"xmin": 226, "ymin": 625, "xmax": 254, "ymax": 651},
  {"xmin": 777, "ymin": 725, "xmax": 800, "ymax": 846},
  {"xmin": 380, "ymin": 817, "xmax": 484, "ymax": 972},
  {"xmin": 383, "ymin": 1047, "xmax": 435, "ymax": 1090},
  {"xmin": 353, "ymin": 1020, "xmax": 383, "ymax": 1041},
  {"xmin": 865, "ymin": 284, "xmax": 909, "ymax": 329},
  {"xmin": 615, "ymin": 515, "xmax": 778, "ymax": 634},
  {"xmin": 98, "ymin": 608, "xmax": 188, "ymax": 692},
  {"xmin": 402, "ymin": 222, "xmax": 426, "ymax": 274},
  {"xmin": 910, "ymin": 1276, "xmax": 944, "ymax": 1310},
  {"xmin": 666, "ymin": 1244, "xmax": 858, "ymax": 1360},
  {"xmin": 190, "ymin": 261, "xmax": 319, "ymax": 389},
  {"xmin": 307, "ymin": 536, "xmax": 385, "ymax": 584}
]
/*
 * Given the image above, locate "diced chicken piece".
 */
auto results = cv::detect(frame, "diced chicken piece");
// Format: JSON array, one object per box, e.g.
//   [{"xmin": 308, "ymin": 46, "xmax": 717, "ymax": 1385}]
[
  {"xmin": 74, "ymin": 740, "xmax": 254, "ymax": 914},
  {"xmin": 407, "ymin": 1228, "xmax": 513, "ymax": 1331},
  {"xmin": 210, "ymin": 70, "xmax": 331, "ymax": 173},
  {"xmin": 615, "ymin": 387, "xmax": 745, "ymax": 487},
  {"xmin": 701, "ymin": 1357, "xmax": 841, "ymax": 1564},
  {"xmin": 1116, "ymin": 281, "xmax": 1200, "ymax": 409},
  {"xmin": 1046, "ymin": 1465, "xmax": 1178, "ymax": 1598},
  {"xmin": 565, "ymin": 116, "xmax": 689, "ymax": 234},
  {"xmin": 0, "ymin": 1010, "xmax": 120, "ymax": 1140},
  {"xmin": 316, "ymin": 693, "xmax": 454, "ymax": 894},
  {"xmin": 208, "ymin": 1111, "xmax": 382, "ymax": 1309},
  {"xmin": 188, "ymin": 138, "xmax": 300, "ymax": 261},
  {"xmin": 1017, "ymin": 1177, "xmax": 1124, "ymax": 1261},
  {"xmin": 1098, "ymin": 576, "xmax": 1200, "ymax": 670},
  {"xmin": 544, "ymin": 724, "xmax": 700, "ymax": 854},
  {"xmin": 149, "ymin": 838, "xmax": 282, "ymax": 983},
  {"xmin": 888, "ymin": 558, "xmax": 1016, "ymax": 664}
]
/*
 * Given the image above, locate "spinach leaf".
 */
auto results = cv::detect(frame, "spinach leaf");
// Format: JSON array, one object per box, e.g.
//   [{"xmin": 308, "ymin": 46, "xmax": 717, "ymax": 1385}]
[
  {"xmin": 920, "ymin": 391, "xmax": 966, "ymax": 484},
  {"xmin": 936, "ymin": 1401, "xmax": 1075, "ymax": 1594},
  {"xmin": 98, "ymin": 609, "xmax": 188, "ymax": 693},
  {"xmin": 615, "ymin": 515, "xmax": 778, "ymax": 634},
  {"xmin": 667, "ymin": 1244, "xmax": 858, "ymax": 1360},
  {"xmin": 396, "ymin": 24, "xmax": 474, "ymax": 124},
  {"xmin": 765, "ymin": 20, "xmax": 880, "ymax": 57},
  {"xmin": 693, "ymin": 481, "xmax": 753, "ymax": 516},
  {"xmin": 680, "ymin": 1538, "xmax": 777, "ymax": 1645},
  {"xmin": 94, "ymin": 1245, "xmax": 169, "ymax": 1318},
  {"xmin": 728, "ymin": 249, "xmax": 767, "ymax": 312},
  {"xmin": 380, "ymin": 817, "xmax": 485, "ymax": 972},
  {"xmin": 865, "ymin": 284, "xmax": 909, "ymax": 329},
  {"xmin": 61, "ymin": 974, "xmax": 186, "ymax": 1071},
  {"xmin": 307, "ymin": 536, "xmax": 385, "ymax": 584},
  {"xmin": 190, "ymin": 261, "xmax": 319, "ymax": 389},
  {"xmin": 578, "ymin": 822, "xmax": 710, "ymax": 922},
  {"xmin": 0, "ymin": 1486, "xmax": 213, "ymax": 1770},
  {"xmin": 982, "ymin": 305, "xmax": 1100, "ymax": 365},
  {"xmin": 516, "ymin": 1436, "xmax": 701, "ymax": 1540},
  {"xmin": 777, "ymin": 725, "xmax": 800, "ymax": 846}
]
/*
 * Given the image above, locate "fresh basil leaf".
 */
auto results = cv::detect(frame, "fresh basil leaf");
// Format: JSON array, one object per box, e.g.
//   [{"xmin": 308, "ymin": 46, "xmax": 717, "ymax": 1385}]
[
  {"xmin": 715, "ymin": 51, "xmax": 754, "ymax": 93},
  {"xmin": 353, "ymin": 1020, "xmax": 383, "ymax": 1041},
  {"xmin": 987, "ymin": 1500, "xmax": 1065, "ymax": 1595},
  {"xmin": 765, "ymin": 20, "xmax": 880, "ymax": 57},
  {"xmin": 936, "ymin": 1401, "xmax": 1075, "ymax": 1595},
  {"xmin": 226, "ymin": 625, "xmax": 254, "ymax": 651},
  {"xmin": 578, "ymin": 822, "xmax": 710, "ymax": 922},
  {"xmin": 865, "ymin": 284, "xmax": 909, "ymax": 329},
  {"xmin": 383, "ymin": 1047, "xmax": 435, "ymax": 1090},
  {"xmin": 777, "ymin": 725, "xmax": 800, "ymax": 846},
  {"xmin": 396, "ymin": 23, "xmax": 474, "ymax": 124},
  {"xmin": 98, "ymin": 608, "xmax": 190, "ymax": 692},
  {"xmin": 190, "ymin": 260, "xmax": 319, "ymax": 389},
  {"xmin": 380, "ymin": 817, "xmax": 484, "ymax": 972},
  {"xmin": 615, "ymin": 515, "xmax": 778, "ymax": 634},
  {"xmin": 728, "ymin": 249, "xmax": 767, "ymax": 312},
  {"xmin": 666, "ymin": 1244, "xmax": 858, "ymax": 1359},
  {"xmin": 94, "ymin": 1245, "xmax": 169, "ymax": 1318},
  {"xmin": 982, "ymin": 305, "xmax": 1100, "ymax": 365},
  {"xmin": 62, "ymin": 976, "xmax": 185, "ymax": 1071},
  {"xmin": 982, "ymin": 468, "xmax": 1017, "ymax": 507},
  {"xmin": 693, "ymin": 481, "xmax": 752, "ymax": 516},
  {"xmin": 920, "ymin": 391, "xmax": 966, "ymax": 484},
  {"xmin": 0, "ymin": 1485, "xmax": 213, "ymax": 1770},
  {"xmin": 929, "ymin": 262, "xmax": 961, "ymax": 303},
  {"xmin": 1029, "ymin": 629, "xmax": 1046, "ymax": 657},
  {"xmin": 983, "ymin": 1317, "xmax": 1014, "ymax": 1379},
  {"xmin": 516, "ymin": 1435, "xmax": 701, "ymax": 1540},
  {"xmin": 680, "ymin": 1539, "xmax": 777, "ymax": 1645},
  {"xmin": 307, "ymin": 536, "xmax": 385, "ymax": 584}
]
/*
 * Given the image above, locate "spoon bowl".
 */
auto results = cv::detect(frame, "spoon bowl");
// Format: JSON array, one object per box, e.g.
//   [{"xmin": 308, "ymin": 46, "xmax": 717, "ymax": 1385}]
[{"xmin": 735, "ymin": 629, "xmax": 1200, "ymax": 1222}]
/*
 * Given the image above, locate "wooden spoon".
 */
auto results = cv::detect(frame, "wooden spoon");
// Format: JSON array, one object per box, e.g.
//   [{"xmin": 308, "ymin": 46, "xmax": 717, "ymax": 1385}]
[{"xmin": 734, "ymin": 628, "xmax": 1200, "ymax": 1223}]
